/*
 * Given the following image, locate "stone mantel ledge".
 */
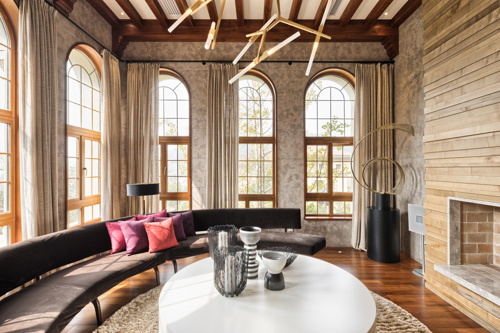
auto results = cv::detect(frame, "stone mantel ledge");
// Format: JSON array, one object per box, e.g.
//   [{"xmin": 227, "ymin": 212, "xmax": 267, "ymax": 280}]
[{"xmin": 435, "ymin": 264, "xmax": 500, "ymax": 307}]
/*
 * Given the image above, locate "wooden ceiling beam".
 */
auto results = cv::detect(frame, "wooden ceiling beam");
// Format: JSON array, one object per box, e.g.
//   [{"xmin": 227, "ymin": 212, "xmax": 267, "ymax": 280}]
[
  {"xmin": 116, "ymin": 0, "xmax": 144, "ymax": 28},
  {"xmin": 145, "ymin": 0, "xmax": 170, "ymax": 30},
  {"xmin": 86, "ymin": 0, "xmax": 121, "ymax": 28},
  {"xmin": 115, "ymin": 19, "xmax": 397, "ymax": 42},
  {"xmin": 235, "ymin": 0, "xmax": 245, "ymax": 27},
  {"xmin": 174, "ymin": 0, "xmax": 194, "ymax": 27},
  {"xmin": 339, "ymin": 0, "xmax": 363, "ymax": 26},
  {"xmin": 391, "ymin": 0, "xmax": 422, "ymax": 28},
  {"xmin": 313, "ymin": 0, "xmax": 329, "ymax": 28},
  {"xmin": 53, "ymin": 0, "xmax": 78, "ymax": 16},
  {"xmin": 288, "ymin": 0, "xmax": 303, "ymax": 22},
  {"xmin": 364, "ymin": 0, "xmax": 394, "ymax": 28},
  {"xmin": 263, "ymin": 0, "xmax": 273, "ymax": 24},
  {"xmin": 207, "ymin": 1, "xmax": 218, "ymax": 23}
]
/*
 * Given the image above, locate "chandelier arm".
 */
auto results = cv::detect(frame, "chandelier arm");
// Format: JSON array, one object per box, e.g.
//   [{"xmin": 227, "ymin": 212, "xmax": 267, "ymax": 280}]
[
  {"xmin": 275, "ymin": 0, "xmax": 281, "ymax": 16},
  {"xmin": 211, "ymin": 0, "xmax": 227, "ymax": 49},
  {"xmin": 257, "ymin": 30, "xmax": 268, "ymax": 62},
  {"xmin": 279, "ymin": 18, "xmax": 331, "ymax": 39},
  {"xmin": 191, "ymin": 0, "xmax": 213, "ymax": 15}
]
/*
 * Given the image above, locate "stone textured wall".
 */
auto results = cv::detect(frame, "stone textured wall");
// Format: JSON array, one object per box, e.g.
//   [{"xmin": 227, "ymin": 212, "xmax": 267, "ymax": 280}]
[
  {"xmin": 68, "ymin": 0, "xmax": 112, "ymax": 50},
  {"xmin": 122, "ymin": 41, "xmax": 389, "ymax": 246},
  {"xmin": 460, "ymin": 202, "xmax": 494, "ymax": 265},
  {"xmin": 394, "ymin": 8, "xmax": 425, "ymax": 263}
]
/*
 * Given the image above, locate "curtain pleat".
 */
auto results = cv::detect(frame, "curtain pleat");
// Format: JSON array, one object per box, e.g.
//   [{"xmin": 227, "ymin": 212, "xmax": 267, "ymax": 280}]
[
  {"xmin": 351, "ymin": 63, "xmax": 394, "ymax": 251},
  {"xmin": 206, "ymin": 64, "xmax": 239, "ymax": 209},
  {"xmin": 19, "ymin": 0, "xmax": 62, "ymax": 239},
  {"xmin": 101, "ymin": 51, "xmax": 124, "ymax": 220},
  {"xmin": 126, "ymin": 63, "xmax": 160, "ymax": 215}
]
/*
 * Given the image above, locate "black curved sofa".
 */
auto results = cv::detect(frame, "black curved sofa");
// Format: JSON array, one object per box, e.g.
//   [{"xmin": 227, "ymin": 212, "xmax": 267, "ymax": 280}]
[{"xmin": 0, "ymin": 208, "xmax": 325, "ymax": 333}]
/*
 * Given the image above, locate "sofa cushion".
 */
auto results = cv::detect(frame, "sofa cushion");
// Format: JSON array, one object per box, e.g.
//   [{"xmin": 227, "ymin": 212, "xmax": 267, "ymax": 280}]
[
  {"xmin": 168, "ymin": 211, "xmax": 196, "ymax": 237},
  {"xmin": 120, "ymin": 217, "xmax": 152, "ymax": 255},
  {"xmin": 154, "ymin": 216, "xmax": 186, "ymax": 241},
  {"xmin": 144, "ymin": 219, "xmax": 179, "ymax": 253},
  {"xmin": 163, "ymin": 234, "xmax": 210, "ymax": 261},
  {"xmin": 251, "ymin": 232, "xmax": 326, "ymax": 256},
  {"xmin": 0, "ymin": 251, "xmax": 167, "ymax": 333}
]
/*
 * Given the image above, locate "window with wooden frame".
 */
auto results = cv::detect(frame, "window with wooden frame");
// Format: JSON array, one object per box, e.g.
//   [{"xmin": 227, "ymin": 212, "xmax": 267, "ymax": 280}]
[
  {"xmin": 66, "ymin": 47, "xmax": 102, "ymax": 228},
  {"xmin": 0, "ymin": 8, "xmax": 16, "ymax": 247},
  {"xmin": 238, "ymin": 71, "xmax": 277, "ymax": 209},
  {"xmin": 304, "ymin": 69, "xmax": 355, "ymax": 219},
  {"xmin": 158, "ymin": 69, "xmax": 191, "ymax": 212}
]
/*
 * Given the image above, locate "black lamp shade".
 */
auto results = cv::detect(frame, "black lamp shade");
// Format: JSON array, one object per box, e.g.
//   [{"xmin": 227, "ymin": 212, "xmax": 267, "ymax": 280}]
[{"xmin": 126, "ymin": 183, "xmax": 160, "ymax": 197}]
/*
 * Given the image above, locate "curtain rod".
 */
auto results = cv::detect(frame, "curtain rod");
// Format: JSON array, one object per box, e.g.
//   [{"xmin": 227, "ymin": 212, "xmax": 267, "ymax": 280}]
[
  {"xmin": 125, "ymin": 60, "xmax": 395, "ymax": 64},
  {"xmin": 44, "ymin": 0, "xmax": 394, "ymax": 65}
]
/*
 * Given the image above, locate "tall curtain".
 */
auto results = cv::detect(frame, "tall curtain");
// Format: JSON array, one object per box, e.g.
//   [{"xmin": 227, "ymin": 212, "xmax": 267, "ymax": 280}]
[
  {"xmin": 19, "ymin": 0, "xmax": 62, "ymax": 239},
  {"xmin": 126, "ymin": 63, "xmax": 160, "ymax": 215},
  {"xmin": 206, "ymin": 64, "xmax": 239, "ymax": 209},
  {"xmin": 351, "ymin": 63, "xmax": 394, "ymax": 251},
  {"xmin": 101, "ymin": 50, "xmax": 123, "ymax": 220}
]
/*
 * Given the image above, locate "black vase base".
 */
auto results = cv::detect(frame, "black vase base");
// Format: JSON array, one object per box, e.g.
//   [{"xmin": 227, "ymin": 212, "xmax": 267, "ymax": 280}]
[{"xmin": 264, "ymin": 271, "xmax": 285, "ymax": 291}]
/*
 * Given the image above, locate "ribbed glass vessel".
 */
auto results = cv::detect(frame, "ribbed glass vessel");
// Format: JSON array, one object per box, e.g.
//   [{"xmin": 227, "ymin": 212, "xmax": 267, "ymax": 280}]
[
  {"xmin": 207, "ymin": 225, "xmax": 238, "ymax": 259},
  {"xmin": 213, "ymin": 246, "xmax": 249, "ymax": 297}
]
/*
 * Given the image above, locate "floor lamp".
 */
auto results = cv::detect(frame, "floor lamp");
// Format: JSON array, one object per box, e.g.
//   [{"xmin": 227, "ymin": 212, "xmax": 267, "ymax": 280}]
[
  {"xmin": 127, "ymin": 183, "xmax": 160, "ymax": 215},
  {"xmin": 408, "ymin": 204, "xmax": 426, "ymax": 278}
]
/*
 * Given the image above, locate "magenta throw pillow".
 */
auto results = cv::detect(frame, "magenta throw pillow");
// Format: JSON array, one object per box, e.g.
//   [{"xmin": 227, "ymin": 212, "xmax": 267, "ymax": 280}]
[
  {"xmin": 106, "ymin": 216, "xmax": 139, "ymax": 254},
  {"xmin": 168, "ymin": 211, "xmax": 196, "ymax": 237},
  {"xmin": 136, "ymin": 209, "xmax": 167, "ymax": 220},
  {"xmin": 154, "ymin": 215, "xmax": 186, "ymax": 241},
  {"xmin": 119, "ymin": 217, "xmax": 152, "ymax": 255}
]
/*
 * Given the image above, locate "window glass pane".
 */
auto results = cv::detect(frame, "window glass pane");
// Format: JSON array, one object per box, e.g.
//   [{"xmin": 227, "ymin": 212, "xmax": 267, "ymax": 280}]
[
  {"xmin": 84, "ymin": 206, "xmax": 92, "ymax": 222},
  {"xmin": 68, "ymin": 209, "xmax": 80, "ymax": 228},
  {"xmin": 238, "ymin": 75, "xmax": 273, "ymax": 137},
  {"xmin": 67, "ymin": 49, "xmax": 101, "ymax": 132},
  {"xmin": 0, "ymin": 183, "xmax": 8, "ymax": 213},
  {"xmin": 166, "ymin": 200, "xmax": 177, "ymax": 212},
  {"xmin": 332, "ymin": 145, "xmax": 353, "ymax": 194},
  {"xmin": 159, "ymin": 74, "xmax": 189, "ymax": 136},
  {"xmin": 305, "ymin": 75, "xmax": 354, "ymax": 138},
  {"xmin": 306, "ymin": 145, "xmax": 328, "ymax": 193},
  {"xmin": 0, "ymin": 123, "xmax": 8, "ymax": 153},
  {"xmin": 0, "ymin": 225, "xmax": 9, "ymax": 247},
  {"xmin": 238, "ymin": 144, "xmax": 273, "ymax": 195},
  {"xmin": 249, "ymin": 201, "xmax": 273, "ymax": 208},
  {"xmin": 178, "ymin": 201, "xmax": 189, "ymax": 211},
  {"xmin": 93, "ymin": 204, "xmax": 101, "ymax": 219},
  {"xmin": 0, "ymin": 17, "xmax": 9, "ymax": 47},
  {"xmin": 238, "ymin": 201, "xmax": 246, "ymax": 208},
  {"xmin": 0, "ymin": 75, "xmax": 8, "ymax": 111}
]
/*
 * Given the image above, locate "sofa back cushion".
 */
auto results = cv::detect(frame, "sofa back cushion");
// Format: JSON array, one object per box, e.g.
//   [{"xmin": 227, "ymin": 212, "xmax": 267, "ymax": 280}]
[
  {"xmin": 190, "ymin": 208, "xmax": 301, "ymax": 231},
  {"xmin": 0, "ymin": 217, "xmax": 129, "ymax": 295}
]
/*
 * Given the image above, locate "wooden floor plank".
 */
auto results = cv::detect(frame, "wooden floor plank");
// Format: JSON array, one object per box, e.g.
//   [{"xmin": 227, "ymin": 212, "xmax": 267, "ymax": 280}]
[{"xmin": 66, "ymin": 248, "xmax": 488, "ymax": 332}]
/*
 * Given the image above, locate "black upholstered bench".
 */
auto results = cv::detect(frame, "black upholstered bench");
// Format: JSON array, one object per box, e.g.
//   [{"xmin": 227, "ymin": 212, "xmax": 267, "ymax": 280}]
[{"xmin": 0, "ymin": 208, "xmax": 325, "ymax": 333}]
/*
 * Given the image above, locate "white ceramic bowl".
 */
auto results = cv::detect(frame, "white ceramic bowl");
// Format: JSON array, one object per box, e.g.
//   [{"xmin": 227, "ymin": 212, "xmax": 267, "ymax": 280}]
[
  {"xmin": 262, "ymin": 251, "xmax": 287, "ymax": 274},
  {"xmin": 239, "ymin": 226, "xmax": 261, "ymax": 245}
]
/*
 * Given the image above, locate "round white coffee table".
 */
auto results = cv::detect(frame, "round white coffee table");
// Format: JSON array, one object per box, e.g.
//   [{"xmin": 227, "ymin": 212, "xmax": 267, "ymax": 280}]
[{"xmin": 159, "ymin": 255, "xmax": 376, "ymax": 333}]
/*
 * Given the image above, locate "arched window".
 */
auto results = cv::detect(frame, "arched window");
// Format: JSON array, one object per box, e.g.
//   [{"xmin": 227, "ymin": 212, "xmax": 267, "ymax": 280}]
[
  {"xmin": 238, "ymin": 71, "xmax": 276, "ymax": 208},
  {"xmin": 0, "ymin": 7, "xmax": 15, "ymax": 246},
  {"xmin": 66, "ymin": 47, "xmax": 102, "ymax": 228},
  {"xmin": 304, "ymin": 69, "xmax": 355, "ymax": 219},
  {"xmin": 158, "ymin": 70, "xmax": 190, "ymax": 212}
]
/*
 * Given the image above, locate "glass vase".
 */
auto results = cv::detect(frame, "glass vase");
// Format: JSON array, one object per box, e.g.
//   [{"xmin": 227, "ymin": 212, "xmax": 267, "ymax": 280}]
[
  {"xmin": 213, "ymin": 246, "xmax": 249, "ymax": 297},
  {"xmin": 207, "ymin": 225, "xmax": 238, "ymax": 259}
]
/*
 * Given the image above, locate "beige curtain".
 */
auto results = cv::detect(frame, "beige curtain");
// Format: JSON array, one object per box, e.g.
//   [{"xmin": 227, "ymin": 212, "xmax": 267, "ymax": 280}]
[
  {"xmin": 351, "ymin": 63, "xmax": 394, "ymax": 251},
  {"xmin": 126, "ymin": 63, "xmax": 160, "ymax": 215},
  {"xmin": 19, "ymin": 0, "xmax": 62, "ymax": 239},
  {"xmin": 206, "ymin": 64, "xmax": 239, "ymax": 209},
  {"xmin": 101, "ymin": 50, "xmax": 124, "ymax": 220}
]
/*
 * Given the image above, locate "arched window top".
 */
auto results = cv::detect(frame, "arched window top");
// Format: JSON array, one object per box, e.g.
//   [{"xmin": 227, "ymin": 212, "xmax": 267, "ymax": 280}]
[
  {"xmin": 238, "ymin": 73, "xmax": 274, "ymax": 138},
  {"xmin": 305, "ymin": 71, "xmax": 355, "ymax": 138},
  {"xmin": 0, "ymin": 15, "xmax": 9, "ymax": 47},
  {"xmin": 67, "ymin": 49, "xmax": 100, "ymax": 91},
  {"xmin": 159, "ymin": 71, "xmax": 189, "ymax": 137},
  {"xmin": 0, "ymin": 13, "xmax": 11, "ymax": 111}
]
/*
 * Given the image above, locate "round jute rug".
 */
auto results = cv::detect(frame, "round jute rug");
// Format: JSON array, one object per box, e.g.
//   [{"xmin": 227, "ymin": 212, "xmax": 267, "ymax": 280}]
[{"xmin": 93, "ymin": 284, "xmax": 432, "ymax": 333}]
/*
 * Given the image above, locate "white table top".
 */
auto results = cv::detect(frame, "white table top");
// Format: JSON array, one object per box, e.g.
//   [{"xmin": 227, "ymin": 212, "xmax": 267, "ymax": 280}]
[{"xmin": 159, "ymin": 255, "xmax": 377, "ymax": 333}]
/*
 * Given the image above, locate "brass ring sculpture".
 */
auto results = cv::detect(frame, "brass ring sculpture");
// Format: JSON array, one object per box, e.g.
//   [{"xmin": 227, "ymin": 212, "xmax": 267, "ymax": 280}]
[{"xmin": 351, "ymin": 123, "xmax": 415, "ymax": 195}]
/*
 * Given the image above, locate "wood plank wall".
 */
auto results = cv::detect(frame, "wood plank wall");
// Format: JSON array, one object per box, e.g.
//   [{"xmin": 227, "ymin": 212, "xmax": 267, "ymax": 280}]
[{"xmin": 423, "ymin": 0, "xmax": 500, "ymax": 331}]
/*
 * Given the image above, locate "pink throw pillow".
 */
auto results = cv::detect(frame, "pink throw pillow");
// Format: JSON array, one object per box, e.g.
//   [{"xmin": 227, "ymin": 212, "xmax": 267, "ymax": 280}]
[
  {"xmin": 136, "ymin": 209, "xmax": 167, "ymax": 220},
  {"xmin": 144, "ymin": 219, "xmax": 179, "ymax": 253},
  {"xmin": 154, "ymin": 215, "xmax": 186, "ymax": 241},
  {"xmin": 106, "ymin": 216, "xmax": 138, "ymax": 254},
  {"xmin": 119, "ymin": 217, "xmax": 153, "ymax": 255}
]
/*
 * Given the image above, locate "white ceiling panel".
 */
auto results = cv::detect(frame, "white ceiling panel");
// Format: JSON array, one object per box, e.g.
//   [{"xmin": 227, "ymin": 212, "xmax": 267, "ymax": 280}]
[
  {"xmin": 297, "ymin": 0, "xmax": 323, "ymax": 20},
  {"xmin": 109, "ymin": 0, "xmax": 411, "ymax": 22},
  {"xmin": 351, "ymin": 0, "xmax": 378, "ymax": 19},
  {"xmin": 380, "ymin": 0, "xmax": 407, "ymax": 19},
  {"xmin": 130, "ymin": 0, "xmax": 156, "ymax": 19},
  {"xmin": 103, "ymin": 0, "xmax": 130, "ymax": 19}
]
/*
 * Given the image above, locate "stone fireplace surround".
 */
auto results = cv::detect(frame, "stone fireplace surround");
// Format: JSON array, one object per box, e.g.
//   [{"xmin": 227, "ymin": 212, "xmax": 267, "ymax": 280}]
[{"xmin": 435, "ymin": 197, "xmax": 500, "ymax": 308}]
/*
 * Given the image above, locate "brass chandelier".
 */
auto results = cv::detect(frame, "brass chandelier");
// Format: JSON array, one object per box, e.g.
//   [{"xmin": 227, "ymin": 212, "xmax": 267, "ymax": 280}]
[{"xmin": 168, "ymin": 0, "xmax": 334, "ymax": 84}]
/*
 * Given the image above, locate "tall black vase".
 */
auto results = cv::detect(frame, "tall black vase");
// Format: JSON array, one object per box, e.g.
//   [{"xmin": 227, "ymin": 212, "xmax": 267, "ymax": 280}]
[{"xmin": 367, "ymin": 193, "xmax": 400, "ymax": 263}]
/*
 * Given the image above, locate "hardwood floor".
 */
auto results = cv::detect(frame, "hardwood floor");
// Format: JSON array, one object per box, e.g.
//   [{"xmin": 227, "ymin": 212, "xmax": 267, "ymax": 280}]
[{"xmin": 64, "ymin": 248, "xmax": 488, "ymax": 333}]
